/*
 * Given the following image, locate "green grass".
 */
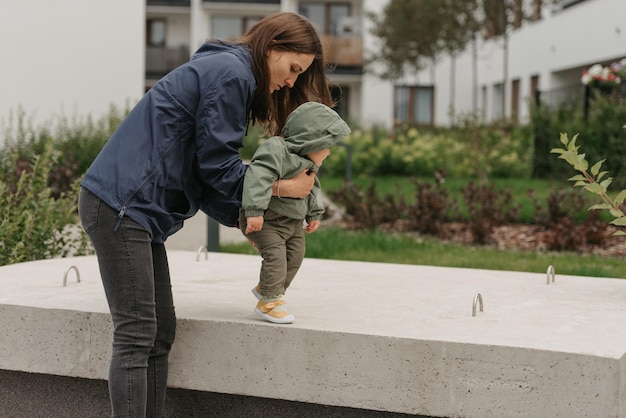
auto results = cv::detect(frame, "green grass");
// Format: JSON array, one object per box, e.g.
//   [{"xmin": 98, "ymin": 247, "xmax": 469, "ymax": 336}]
[
  {"xmin": 223, "ymin": 176, "xmax": 624, "ymax": 279},
  {"xmin": 221, "ymin": 227, "xmax": 625, "ymax": 279}
]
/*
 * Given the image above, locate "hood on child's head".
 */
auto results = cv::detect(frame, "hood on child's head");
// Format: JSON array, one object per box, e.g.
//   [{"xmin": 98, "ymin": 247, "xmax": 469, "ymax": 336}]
[{"xmin": 280, "ymin": 102, "xmax": 351, "ymax": 156}]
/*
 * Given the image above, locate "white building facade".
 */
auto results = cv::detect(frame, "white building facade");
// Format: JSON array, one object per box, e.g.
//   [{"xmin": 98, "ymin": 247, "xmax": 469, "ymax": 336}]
[
  {"xmin": 0, "ymin": 0, "xmax": 145, "ymax": 129},
  {"xmin": 1, "ymin": 0, "xmax": 624, "ymax": 130}
]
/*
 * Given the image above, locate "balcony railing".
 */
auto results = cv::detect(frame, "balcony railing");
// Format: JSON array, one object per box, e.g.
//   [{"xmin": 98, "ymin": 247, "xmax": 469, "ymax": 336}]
[
  {"xmin": 322, "ymin": 34, "xmax": 363, "ymax": 67},
  {"xmin": 145, "ymin": 34, "xmax": 363, "ymax": 80},
  {"xmin": 146, "ymin": 46, "xmax": 190, "ymax": 78},
  {"xmin": 147, "ymin": 0, "xmax": 190, "ymax": 6}
]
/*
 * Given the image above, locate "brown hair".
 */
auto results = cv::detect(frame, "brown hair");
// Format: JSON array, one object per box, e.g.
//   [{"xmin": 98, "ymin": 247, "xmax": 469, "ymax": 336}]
[{"xmin": 237, "ymin": 12, "xmax": 333, "ymax": 135}]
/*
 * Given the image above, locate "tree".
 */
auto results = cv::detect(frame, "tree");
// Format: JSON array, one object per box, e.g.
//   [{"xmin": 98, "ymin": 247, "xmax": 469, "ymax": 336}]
[
  {"xmin": 366, "ymin": 0, "xmax": 482, "ymax": 80},
  {"xmin": 367, "ymin": 0, "xmax": 547, "ymax": 119}
]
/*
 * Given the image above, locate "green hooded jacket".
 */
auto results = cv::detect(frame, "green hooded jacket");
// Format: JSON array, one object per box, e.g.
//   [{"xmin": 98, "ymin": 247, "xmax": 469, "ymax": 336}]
[{"xmin": 242, "ymin": 102, "xmax": 351, "ymax": 222}]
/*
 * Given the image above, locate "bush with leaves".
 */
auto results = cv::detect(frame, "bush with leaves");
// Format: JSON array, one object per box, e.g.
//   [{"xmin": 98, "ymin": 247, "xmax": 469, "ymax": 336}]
[
  {"xmin": 321, "ymin": 121, "xmax": 533, "ymax": 180},
  {"xmin": 1, "ymin": 105, "xmax": 126, "ymax": 198},
  {"xmin": 326, "ymin": 181, "xmax": 403, "ymax": 230},
  {"xmin": 533, "ymin": 93, "xmax": 626, "ymax": 187},
  {"xmin": 0, "ymin": 141, "xmax": 92, "ymax": 265},
  {"xmin": 461, "ymin": 182, "xmax": 520, "ymax": 245},
  {"xmin": 404, "ymin": 178, "xmax": 453, "ymax": 235}
]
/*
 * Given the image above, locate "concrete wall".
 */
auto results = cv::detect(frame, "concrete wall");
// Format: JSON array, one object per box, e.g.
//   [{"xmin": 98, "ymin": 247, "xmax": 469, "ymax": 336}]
[
  {"xmin": 0, "ymin": 369, "xmax": 419, "ymax": 418},
  {"xmin": 0, "ymin": 0, "xmax": 145, "ymax": 129}
]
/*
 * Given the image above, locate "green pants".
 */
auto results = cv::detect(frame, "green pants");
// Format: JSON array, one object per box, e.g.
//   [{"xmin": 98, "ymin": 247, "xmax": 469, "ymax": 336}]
[{"xmin": 239, "ymin": 209, "xmax": 305, "ymax": 297}]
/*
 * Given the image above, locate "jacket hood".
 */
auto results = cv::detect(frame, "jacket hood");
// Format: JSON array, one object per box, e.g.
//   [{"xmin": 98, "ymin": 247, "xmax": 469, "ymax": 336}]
[
  {"xmin": 280, "ymin": 102, "xmax": 351, "ymax": 156},
  {"xmin": 191, "ymin": 41, "xmax": 250, "ymax": 62}
]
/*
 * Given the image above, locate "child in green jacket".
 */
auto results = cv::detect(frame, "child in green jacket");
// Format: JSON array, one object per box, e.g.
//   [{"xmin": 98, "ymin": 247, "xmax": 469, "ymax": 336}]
[{"xmin": 240, "ymin": 102, "xmax": 351, "ymax": 324}]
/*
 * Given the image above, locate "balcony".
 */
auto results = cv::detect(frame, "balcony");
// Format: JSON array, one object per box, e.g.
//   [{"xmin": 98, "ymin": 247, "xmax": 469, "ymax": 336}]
[
  {"xmin": 322, "ymin": 34, "xmax": 363, "ymax": 68},
  {"xmin": 146, "ymin": 46, "xmax": 190, "ymax": 79},
  {"xmin": 145, "ymin": 34, "xmax": 362, "ymax": 81},
  {"xmin": 147, "ymin": 0, "xmax": 190, "ymax": 6}
]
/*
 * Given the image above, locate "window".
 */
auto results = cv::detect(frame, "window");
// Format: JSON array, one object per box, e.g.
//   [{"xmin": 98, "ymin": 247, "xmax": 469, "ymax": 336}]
[
  {"xmin": 211, "ymin": 15, "xmax": 262, "ymax": 40},
  {"xmin": 483, "ymin": 0, "xmax": 506, "ymax": 38},
  {"xmin": 511, "ymin": 78, "xmax": 520, "ymax": 123},
  {"xmin": 530, "ymin": 74, "xmax": 540, "ymax": 105},
  {"xmin": 531, "ymin": 0, "xmax": 542, "ymax": 21},
  {"xmin": 299, "ymin": 2, "xmax": 350, "ymax": 36},
  {"xmin": 513, "ymin": 0, "xmax": 523, "ymax": 28},
  {"xmin": 394, "ymin": 86, "xmax": 434, "ymax": 126},
  {"xmin": 492, "ymin": 82, "xmax": 504, "ymax": 119},
  {"xmin": 147, "ymin": 19, "xmax": 166, "ymax": 47}
]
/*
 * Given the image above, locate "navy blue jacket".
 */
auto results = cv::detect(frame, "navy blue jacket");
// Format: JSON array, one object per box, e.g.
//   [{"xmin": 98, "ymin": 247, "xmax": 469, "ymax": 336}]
[{"xmin": 81, "ymin": 42, "xmax": 255, "ymax": 243}]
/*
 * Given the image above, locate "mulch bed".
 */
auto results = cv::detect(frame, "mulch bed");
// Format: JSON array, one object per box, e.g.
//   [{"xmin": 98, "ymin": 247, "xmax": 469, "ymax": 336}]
[{"xmin": 438, "ymin": 222, "xmax": 626, "ymax": 258}]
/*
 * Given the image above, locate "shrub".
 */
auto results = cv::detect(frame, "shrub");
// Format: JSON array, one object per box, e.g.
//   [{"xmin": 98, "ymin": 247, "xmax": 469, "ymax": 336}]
[
  {"xmin": 460, "ymin": 182, "xmax": 519, "ymax": 244},
  {"xmin": 533, "ymin": 93, "xmax": 626, "ymax": 187},
  {"xmin": 326, "ymin": 181, "xmax": 403, "ymax": 230},
  {"xmin": 322, "ymin": 120, "xmax": 533, "ymax": 181},
  {"xmin": 0, "ymin": 140, "xmax": 92, "ymax": 265},
  {"xmin": 404, "ymin": 179, "xmax": 453, "ymax": 235},
  {"xmin": 1, "ymin": 105, "xmax": 126, "ymax": 197}
]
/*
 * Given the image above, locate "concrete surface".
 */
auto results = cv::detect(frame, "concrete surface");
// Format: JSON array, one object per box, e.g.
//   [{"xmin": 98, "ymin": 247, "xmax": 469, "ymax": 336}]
[{"xmin": 1, "ymin": 238, "xmax": 625, "ymax": 417}]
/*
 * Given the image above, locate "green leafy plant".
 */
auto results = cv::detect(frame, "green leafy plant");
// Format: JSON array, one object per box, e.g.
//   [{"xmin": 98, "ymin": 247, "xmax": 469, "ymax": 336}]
[
  {"xmin": 0, "ymin": 140, "xmax": 91, "ymax": 265},
  {"xmin": 404, "ymin": 178, "xmax": 453, "ymax": 235},
  {"xmin": 551, "ymin": 131, "xmax": 626, "ymax": 238},
  {"xmin": 460, "ymin": 181, "xmax": 519, "ymax": 244},
  {"xmin": 327, "ymin": 181, "xmax": 403, "ymax": 230}
]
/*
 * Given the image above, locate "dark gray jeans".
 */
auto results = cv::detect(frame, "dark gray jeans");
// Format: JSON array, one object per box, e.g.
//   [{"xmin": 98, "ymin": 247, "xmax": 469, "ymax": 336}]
[{"xmin": 78, "ymin": 187, "xmax": 176, "ymax": 418}]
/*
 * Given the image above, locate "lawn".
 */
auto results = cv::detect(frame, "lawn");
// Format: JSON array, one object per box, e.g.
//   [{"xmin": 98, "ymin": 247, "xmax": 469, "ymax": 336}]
[
  {"xmin": 222, "ymin": 176, "xmax": 625, "ymax": 279},
  {"xmin": 222, "ymin": 227, "xmax": 625, "ymax": 279}
]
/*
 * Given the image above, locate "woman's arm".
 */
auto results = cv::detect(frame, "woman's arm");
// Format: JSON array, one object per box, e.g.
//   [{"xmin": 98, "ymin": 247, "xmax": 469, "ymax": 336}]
[{"xmin": 272, "ymin": 168, "xmax": 315, "ymax": 199}]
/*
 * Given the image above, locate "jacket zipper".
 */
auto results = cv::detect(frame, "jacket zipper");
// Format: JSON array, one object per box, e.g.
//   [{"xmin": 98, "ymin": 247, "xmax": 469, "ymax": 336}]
[
  {"xmin": 111, "ymin": 129, "xmax": 182, "ymax": 233},
  {"xmin": 114, "ymin": 206, "xmax": 126, "ymax": 232}
]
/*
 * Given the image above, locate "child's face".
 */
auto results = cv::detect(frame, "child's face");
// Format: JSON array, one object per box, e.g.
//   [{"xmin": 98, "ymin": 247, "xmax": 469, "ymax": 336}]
[{"xmin": 307, "ymin": 148, "xmax": 331, "ymax": 166}]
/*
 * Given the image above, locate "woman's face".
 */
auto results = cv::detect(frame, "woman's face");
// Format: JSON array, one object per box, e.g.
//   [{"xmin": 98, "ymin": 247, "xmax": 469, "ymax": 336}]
[{"xmin": 267, "ymin": 50, "xmax": 315, "ymax": 93}]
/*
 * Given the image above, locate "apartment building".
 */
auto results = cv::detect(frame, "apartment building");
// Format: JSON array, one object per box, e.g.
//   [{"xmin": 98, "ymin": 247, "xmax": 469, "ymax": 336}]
[
  {"xmin": 145, "ymin": 0, "xmax": 370, "ymax": 125},
  {"xmin": 144, "ymin": 0, "xmax": 626, "ymax": 128},
  {"xmin": 2, "ymin": 0, "xmax": 624, "ymax": 130},
  {"xmin": 394, "ymin": 0, "xmax": 626, "ymax": 127}
]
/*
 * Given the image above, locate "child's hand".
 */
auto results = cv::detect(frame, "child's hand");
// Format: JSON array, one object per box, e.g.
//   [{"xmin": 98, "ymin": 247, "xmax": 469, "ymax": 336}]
[
  {"xmin": 245, "ymin": 216, "xmax": 264, "ymax": 234},
  {"xmin": 305, "ymin": 220, "xmax": 320, "ymax": 233}
]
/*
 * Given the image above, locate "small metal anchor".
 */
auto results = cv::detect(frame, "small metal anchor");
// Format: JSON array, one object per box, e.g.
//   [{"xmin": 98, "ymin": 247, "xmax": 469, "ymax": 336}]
[
  {"xmin": 196, "ymin": 245, "xmax": 209, "ymax": 261},
  {"xmin": 63, "ymin": 265, "xmax": 81, "ymax": 287},
  {"xmin": 472, "ymin": 293, "xmax": 484, "ymax": 317},
  {"xmin": 546, "ymin": 265, "xmax": 555, "ymax": 284}
]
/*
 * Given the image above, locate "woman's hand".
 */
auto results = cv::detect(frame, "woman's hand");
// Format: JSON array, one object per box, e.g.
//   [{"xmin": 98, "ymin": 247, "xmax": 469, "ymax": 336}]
[{"xmin": 274, "ymin": 168, "xmax": 314, "ymax": 199}]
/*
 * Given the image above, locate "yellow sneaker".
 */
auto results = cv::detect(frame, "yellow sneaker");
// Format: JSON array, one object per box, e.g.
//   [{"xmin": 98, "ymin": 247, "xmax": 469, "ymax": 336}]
[
  {"xmin": 255, "ymin": 297, "xmax": 295, "ymax": 324},
  {"xmin": 251, "ymin": 285, "xmax": 262, "ymax": 300}
]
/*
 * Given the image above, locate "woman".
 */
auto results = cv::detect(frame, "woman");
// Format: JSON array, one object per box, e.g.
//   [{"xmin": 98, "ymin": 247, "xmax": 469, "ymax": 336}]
[{"xmin": 78, "ymin": 11, "xmax": 332, "ymax": 417}]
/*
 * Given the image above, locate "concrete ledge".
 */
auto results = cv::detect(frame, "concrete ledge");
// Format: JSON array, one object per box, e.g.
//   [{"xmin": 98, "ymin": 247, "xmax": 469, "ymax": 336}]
[
  {"xmin": 0, "ymin": 370, "xmax": 418, "ymax": 418},
  {"xmin": 1, "ymin": 251, "xmax": 625, "ymax": 417}
]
